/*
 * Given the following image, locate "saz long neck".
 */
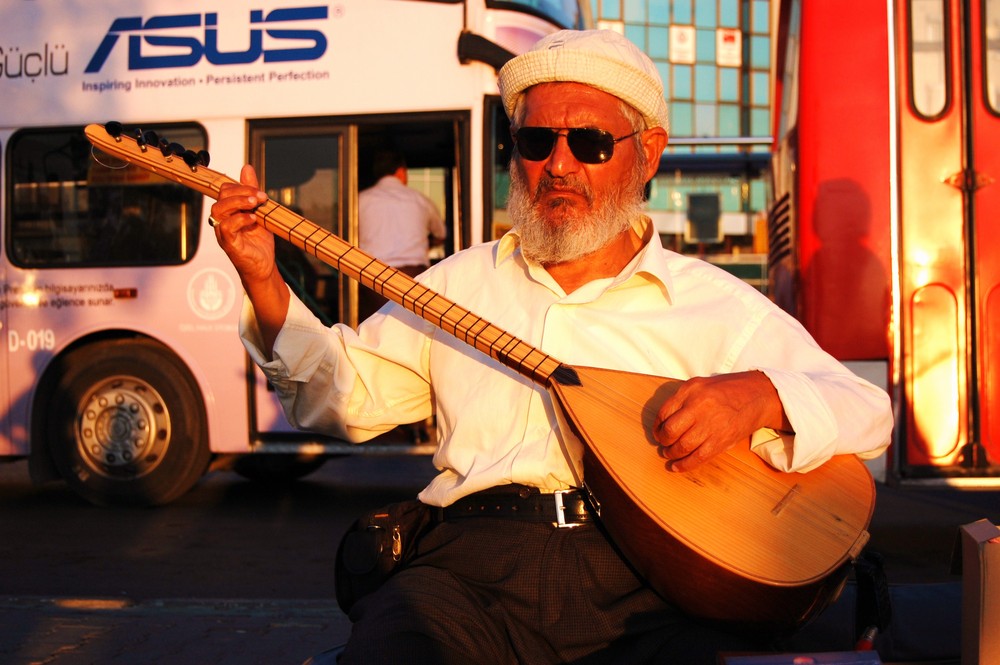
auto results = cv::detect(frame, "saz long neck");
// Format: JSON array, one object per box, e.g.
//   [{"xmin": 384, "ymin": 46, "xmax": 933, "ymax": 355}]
[
  {"xmin": 84, "ymin": 123, "xmax": 577, "ymax": 389},
  {"xmin": 256, "ymin": 201, "xmax": 578, "ymax": 387}
]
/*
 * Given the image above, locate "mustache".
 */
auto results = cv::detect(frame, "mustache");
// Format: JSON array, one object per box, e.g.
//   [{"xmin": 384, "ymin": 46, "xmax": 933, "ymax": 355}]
[{"xmin": 534, "ymin": 175, "xmax": 593, "ymax": 205}]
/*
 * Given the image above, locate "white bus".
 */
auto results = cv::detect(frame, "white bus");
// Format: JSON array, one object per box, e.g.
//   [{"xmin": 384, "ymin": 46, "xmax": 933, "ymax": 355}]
[{"xmin": 0, "ymin": 0, "xmax": 590, "ymax": 505}]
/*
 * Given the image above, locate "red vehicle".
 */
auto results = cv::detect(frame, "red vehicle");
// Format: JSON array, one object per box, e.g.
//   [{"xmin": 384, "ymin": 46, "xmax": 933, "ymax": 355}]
[{"xmin": 769, "ymin": 0, "xmax": 1000, "ymax": 482}]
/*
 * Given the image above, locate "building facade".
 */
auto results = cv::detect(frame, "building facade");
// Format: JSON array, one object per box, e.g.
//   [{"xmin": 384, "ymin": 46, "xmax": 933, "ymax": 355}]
[{"xmin": 591, "ymin": 0, "xmax": 773, "ymax": 290}]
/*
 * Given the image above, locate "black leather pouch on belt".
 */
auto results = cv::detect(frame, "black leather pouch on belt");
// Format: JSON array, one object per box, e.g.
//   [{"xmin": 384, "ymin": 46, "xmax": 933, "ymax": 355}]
[{"xmin": 334, "ymin": 499, "xmax": 433, "ymax": 613}]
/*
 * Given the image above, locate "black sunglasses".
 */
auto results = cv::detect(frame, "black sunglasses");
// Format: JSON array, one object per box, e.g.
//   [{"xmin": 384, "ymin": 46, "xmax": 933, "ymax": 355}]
[{"xmin": 513, "ymin": 127, "xmax": 639, "ymax": 164}]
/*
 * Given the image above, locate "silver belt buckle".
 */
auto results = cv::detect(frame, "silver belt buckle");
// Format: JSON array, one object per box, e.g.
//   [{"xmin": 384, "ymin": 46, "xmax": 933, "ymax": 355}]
[{"xmin": 553, "ymin": 489, "xmax": 581, "ymax": 528}]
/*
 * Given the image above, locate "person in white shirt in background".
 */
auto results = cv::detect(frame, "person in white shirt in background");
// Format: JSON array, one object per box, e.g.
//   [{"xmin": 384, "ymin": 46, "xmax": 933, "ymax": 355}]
[
  {"xmin": 208, "ymin": 28, "xmax": 893, "ymax": 665},
  {"xmin": 357, "ymin": 148, "xmax": 446, "ymax": 323}
]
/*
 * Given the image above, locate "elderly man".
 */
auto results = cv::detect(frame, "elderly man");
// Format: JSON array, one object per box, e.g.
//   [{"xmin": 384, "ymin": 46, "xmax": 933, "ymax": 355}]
[{"xmin": 210, "ymin": 29, "xmax": 892, "ymax": 665}]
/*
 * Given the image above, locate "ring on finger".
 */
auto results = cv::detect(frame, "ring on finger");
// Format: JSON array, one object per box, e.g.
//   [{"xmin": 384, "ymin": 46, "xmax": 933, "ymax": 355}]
[{"xmin": 208, "ymin": 216, "xmax": 220, "ymax": 228}]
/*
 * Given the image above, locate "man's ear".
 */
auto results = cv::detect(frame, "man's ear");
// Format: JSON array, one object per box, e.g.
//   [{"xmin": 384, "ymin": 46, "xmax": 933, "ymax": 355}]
[{"xmin": 640, "ymin": 127, "xmax": 668, "ymax": 181}]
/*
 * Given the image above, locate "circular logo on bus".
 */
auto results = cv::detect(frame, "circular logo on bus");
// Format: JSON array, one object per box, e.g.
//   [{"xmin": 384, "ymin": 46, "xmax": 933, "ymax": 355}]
[{"xmin": 187, "ymin": 268, "xmax": 237, "ymax": 320}]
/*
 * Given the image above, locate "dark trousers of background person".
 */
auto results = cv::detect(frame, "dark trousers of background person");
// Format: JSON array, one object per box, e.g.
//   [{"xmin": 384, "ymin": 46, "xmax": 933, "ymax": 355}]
[{"xmin": 339, "ymin": 508, "xmax": 770, "ymax": 664}]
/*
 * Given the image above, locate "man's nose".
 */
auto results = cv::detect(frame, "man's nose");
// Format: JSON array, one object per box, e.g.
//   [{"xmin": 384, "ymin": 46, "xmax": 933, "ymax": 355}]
[{"xmin": 545, "ymin": 132, "xmax": 580, "ymax": 175}]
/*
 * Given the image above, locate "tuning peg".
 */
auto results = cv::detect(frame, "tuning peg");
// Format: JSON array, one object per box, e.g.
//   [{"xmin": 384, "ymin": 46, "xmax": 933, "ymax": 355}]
[
  {"xmin": 158, "ymin": 140, "xmax": 185, "ymax": 161},
  {"xmin": 182, "ymin": 150, "xmax": 203, "ymax": 171},
  {"xmin": 104, "ymin": 121, "xmax": 123, "ymax": 141},
  {"xmin": 135, "ymin": 128, "xmax": 148, "ymax": 151},
  {"xmin": 180, "ymin": 148, "xmax": 211, "ymax": 170}
]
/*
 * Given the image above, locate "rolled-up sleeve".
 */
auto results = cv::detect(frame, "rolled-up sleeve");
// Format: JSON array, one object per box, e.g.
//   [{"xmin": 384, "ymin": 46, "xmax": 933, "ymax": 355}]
[
  {"xmin": 238, "ymin": 290, "xmax": 433, "ymax": 441},
  {"xmin": 741, "ymin": 311, "xmax": 893, "ymax": 472}
]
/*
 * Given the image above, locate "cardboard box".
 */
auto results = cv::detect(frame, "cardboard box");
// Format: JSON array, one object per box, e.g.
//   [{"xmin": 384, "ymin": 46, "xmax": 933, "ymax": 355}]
[{"xmin": 960, "ymin": 519, "xmax": 1000, "ymax": 665}]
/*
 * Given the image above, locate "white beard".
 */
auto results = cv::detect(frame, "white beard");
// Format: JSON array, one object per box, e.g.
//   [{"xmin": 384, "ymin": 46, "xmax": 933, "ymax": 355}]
[{"xmin": 507, "ymin": 157, "xmax": 648, "ymax": 265}]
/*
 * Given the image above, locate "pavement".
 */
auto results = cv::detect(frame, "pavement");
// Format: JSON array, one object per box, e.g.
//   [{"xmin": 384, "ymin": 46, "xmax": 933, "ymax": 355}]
[
  {"xmin": 0, "ymin": 478, "xmax": 996, "ymax": 664},
  {"xmin": 785, "ymin": 480, "xmax": 1000, "ymax": 664},
  {"xmin": 0, "ymin": 596, "xmax": 348, "ymax": 665}
]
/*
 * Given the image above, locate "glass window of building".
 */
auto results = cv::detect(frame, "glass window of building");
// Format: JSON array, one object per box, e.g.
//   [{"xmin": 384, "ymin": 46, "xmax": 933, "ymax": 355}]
[
  {"xmin": 594, "ymin": 0, "xmax": 770, "ymax": 142},
  {"xmin": 592, "ymin": 0, "xmax": 773, "ymax": 292}
]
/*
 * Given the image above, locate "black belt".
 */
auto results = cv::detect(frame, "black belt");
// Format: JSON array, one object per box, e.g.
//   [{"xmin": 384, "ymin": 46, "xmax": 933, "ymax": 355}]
[{"xmin": 437, "ymin": 484, "xmax": 593, "ymax": 528}]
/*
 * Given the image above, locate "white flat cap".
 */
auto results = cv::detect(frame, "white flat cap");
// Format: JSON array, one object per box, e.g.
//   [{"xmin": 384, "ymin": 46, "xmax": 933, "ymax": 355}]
[{"xmin": 497, "ymin": 29, "xmax": 670, "ymax": 131}]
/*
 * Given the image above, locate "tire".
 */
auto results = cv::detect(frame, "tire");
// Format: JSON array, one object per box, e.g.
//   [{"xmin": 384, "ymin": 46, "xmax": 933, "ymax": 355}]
[
  {"xmin": 44, "ymin": 339, "xmax": 210, "ymax": 507},
  {"xmin": 232, "ymin": 453, "xmax": 327, "ymax": 484}
]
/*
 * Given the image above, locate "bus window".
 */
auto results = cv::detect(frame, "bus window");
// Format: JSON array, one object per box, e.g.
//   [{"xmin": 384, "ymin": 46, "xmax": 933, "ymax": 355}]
[
  {"xmin": 909, "ymin": 0, "xmax": 949, "ymax": 118},
  {"xmin": 8, "ymin": 125, "xmax": 206, "ymax": 268},
  {"xmin": 250, "ymin": 116, "xmax": 463, "ymax": 330},
  {"xmin": 986, "ymin": 0, "xmax": 1000, "ymax": 112},
  {"xmin": 253, "ymin": 130, "xmax": 343, "ymax": 326},
  {"xmin": 492, "ymin": 0, "xmax": 586, "ymax": 29},
  {"xmin": 777, "ymin": 0, "xmax": 801, "ymax": 139},
  {"xmin": 488, "ymin": 101, "xmax": 515, "ymax": 241}
]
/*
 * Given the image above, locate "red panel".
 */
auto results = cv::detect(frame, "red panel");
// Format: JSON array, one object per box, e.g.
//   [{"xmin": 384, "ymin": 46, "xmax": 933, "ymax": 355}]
[
  {"xmin": 968, "ymin": 0, "xmax": 1000, "ymax": 467},
  {"xmin": 896, "ymin": 0, "xmax": 970, "ymax": 471},
  {"xmin": 983, "ymin": 288, "xmax": 1000, "ymax": 464},
  {"xmin": 795, "ymin": 2, "xmax": 892, "ymax": 360},
  {"xmin": 775, "ymin": 0, "xmax": 1000, "ymax": 476},
  {"xmin": 908, "ymin": 285, "xmax": 963, "ymax": 465}
]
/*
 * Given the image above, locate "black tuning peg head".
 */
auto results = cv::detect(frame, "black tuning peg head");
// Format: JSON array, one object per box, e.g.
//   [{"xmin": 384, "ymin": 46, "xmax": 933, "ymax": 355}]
[
  {"xmin": 180, "ymin": 148, "xmax": 210, "ymax": 170},
  {"xmin": 104, "ymin": 121, "xmax": 123, "ymax": 141},
  {"xmin": 182, "ymin": 150, "xmax": 203, "ymax": 170},
  {"xmin": 158, "ymin": 139, "xmax": 185, "ymax": 160}
]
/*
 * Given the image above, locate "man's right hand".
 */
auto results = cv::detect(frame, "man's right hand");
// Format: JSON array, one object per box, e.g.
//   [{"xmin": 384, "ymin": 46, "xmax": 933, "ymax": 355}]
[
  {"xmin": 209, "ymin": 164, "xmax": 290, "ymax": 357},
  {"xmin": 210, "ymin": 165, "xmax": 275, "ymax": 286}
]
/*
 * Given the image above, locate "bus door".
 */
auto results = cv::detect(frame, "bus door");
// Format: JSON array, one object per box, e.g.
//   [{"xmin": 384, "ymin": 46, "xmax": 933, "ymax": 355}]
[
  {"xmin": 968, "ymin": 0, "xmax": 1000, "ymax": 473},
  {"xmin": 246, "ymin": 114, "xmax": 463, "ymax": 446},
  {"xmin": 0, "ymin": 153, "xmax": 8, "ymax": 455},
  {"xmin": 898, "ymin": 0, "xmax": 1000, "ymax": 474}
]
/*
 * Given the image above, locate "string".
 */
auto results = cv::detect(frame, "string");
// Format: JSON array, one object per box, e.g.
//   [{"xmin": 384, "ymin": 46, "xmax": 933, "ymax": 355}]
[
  {"xmin": 258, "ymin": 201, "xmax": 564, "ymax": 383},
  {"xmin": 90, "ymin": 145, "xmax": 129, "ymax": 170},
  {"xmin": 86, "ymin": 125, "xmax": 559, "ymax": 386},
  {"xmin": 572, "ymin": 374, "xmax": 868, "ymax": 538},
  {"xmin": 88, "ymin": 123, "xmax": 868, "ymax": 570},
  {"xmin": 250, "ymin": 177, "xmax": 868, "ymax": 554}
]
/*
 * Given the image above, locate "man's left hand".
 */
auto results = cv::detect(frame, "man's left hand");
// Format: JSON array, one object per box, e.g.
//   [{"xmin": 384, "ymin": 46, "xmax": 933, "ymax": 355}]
[{"xmin": 653, "ymin": 371, "xmax": 790, "ymax": 472}]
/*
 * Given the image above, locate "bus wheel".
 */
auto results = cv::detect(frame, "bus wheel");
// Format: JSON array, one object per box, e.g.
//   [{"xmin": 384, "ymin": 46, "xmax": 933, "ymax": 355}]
[
  {"xmin": 45, "ymin": 340, "xmax": 210, "ymax": 507},
  {"xmin": 233, "ymin": 453, "xmax": 327, "ymax": 484}
]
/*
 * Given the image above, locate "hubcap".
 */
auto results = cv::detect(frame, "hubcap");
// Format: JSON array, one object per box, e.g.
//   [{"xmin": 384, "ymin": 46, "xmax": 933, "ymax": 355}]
[{"xmin": 77, "ymin": 377, "xmax": 171, "ymax": 479}]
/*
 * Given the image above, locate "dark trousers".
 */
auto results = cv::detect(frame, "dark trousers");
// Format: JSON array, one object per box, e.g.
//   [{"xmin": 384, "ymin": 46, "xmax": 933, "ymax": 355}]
[{"xmin": 339, "ymin": 516, "xmax": 769, "ymax": 664}]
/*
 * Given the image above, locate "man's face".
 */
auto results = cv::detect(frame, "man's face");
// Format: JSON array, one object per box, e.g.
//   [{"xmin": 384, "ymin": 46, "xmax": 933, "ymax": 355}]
[{"xmin": 507, "ymin": 82, "xmax": 653, "ymax": 265}]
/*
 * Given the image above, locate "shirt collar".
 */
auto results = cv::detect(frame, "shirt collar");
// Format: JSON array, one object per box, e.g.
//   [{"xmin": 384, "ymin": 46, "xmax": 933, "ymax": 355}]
[
  {"xmin": 377, "ymin": 175, "xmax": 404, "ymax": 186},
  {"xmin": 496, "ymin": 216, "xmax": 674, "ymax": 301}
]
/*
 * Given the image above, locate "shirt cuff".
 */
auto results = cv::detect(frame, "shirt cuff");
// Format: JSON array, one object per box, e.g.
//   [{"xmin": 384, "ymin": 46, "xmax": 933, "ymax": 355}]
[
  {"xmin": 749, "ymin": 367, "xmax": 839, "ymax": 472},
  {"xmin": 238, "ymin": 290, "xmax": 330, "ymax": 386}
]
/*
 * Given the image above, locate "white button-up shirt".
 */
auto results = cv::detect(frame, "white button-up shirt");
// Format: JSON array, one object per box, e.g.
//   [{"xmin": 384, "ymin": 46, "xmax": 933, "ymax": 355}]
[
  {"xmin": 241, "ymin": 218, "xmax": 892, "ymax": 507},
  {"xmin": 358, "ymin": 175, "xmax": 445, "ymax": 268}
]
